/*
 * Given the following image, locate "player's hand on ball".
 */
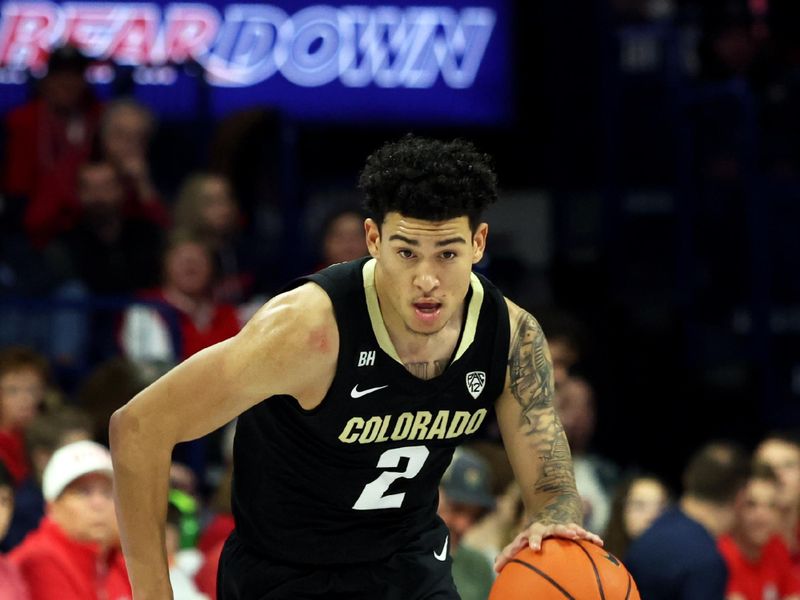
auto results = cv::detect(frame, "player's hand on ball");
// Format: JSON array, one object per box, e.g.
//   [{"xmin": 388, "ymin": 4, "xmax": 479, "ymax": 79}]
[{"xmin": 494, "ymin": 522, "xmax": 604, "ymax": 573}]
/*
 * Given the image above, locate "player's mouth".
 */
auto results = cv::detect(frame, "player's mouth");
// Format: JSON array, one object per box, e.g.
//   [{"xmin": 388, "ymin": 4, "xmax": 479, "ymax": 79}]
[{"xmin": 413, "ymin": 301, "xmax": 442, "ymax": 324}]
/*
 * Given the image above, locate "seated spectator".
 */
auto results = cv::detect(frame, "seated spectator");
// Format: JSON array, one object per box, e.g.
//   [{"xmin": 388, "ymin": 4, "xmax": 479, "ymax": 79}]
[
  {"xmin": 197, "ymin": 420, "xmax": 236, "ymax": 555},
  {"xmin": 0, "ymin": 461, "xmax": 29, "ymax": 599},
  {"xmin": 755, "ymin": 431, "xmax": 800, "ymax": 573},
  {"xmin": 0, "ymin": 348, "xmax": 50, "ymax": 485},
  {"xmin": 76, "ymin": 357, "xmax": 152, "ymax": 446},
  {"xmin": 2, "ymin": 45, "xmax": 101, "ymax": 220},
  {"xmin": 193, "ymin": 465, "xmax": 233, "ymax": 599},
  {"xmin": 166, "ymin": 499, "xmax": 208, "ymax": 600},
  {"xmin": 97, "ymin": 98, "xmax": 168, "ymax": 227},
  {"xmin": 0, "ymin": 233, "xmax": 65, "ymax": 361},
  {"xmin": 462, "ymin": 480, "xmax": 525, "ymax": 569},
  {"xmin": 603, "ymin": 473, "xmax": 670, "ymax": 559},
  {"xmin": 44, "ymin": 159, "xmax": 163, "ymax": 295},
  {"xmin": 3, "ymin": 407, "xmax": 93, "ymax": 551},
  {"xmin": 315, "ymin": 206, "xmax": 368, "ymax": 270},
  {"xmin": 26, "ymin": 98, "xmax": 169, "ymax": 248},
  {"xmin": 10, "ymin": 440, "xmax": 131, "ymax": 600},
  {"xmin": 459, "ymin": 441, "xmax": 520, "ymax": 566},
  {"xmin": 438, "ymin": 448, "xmax": 496, "ymax": 600},
  {"xmin": 718, "ymin": 463, "xmax": 800, "ymax": 600},
  {"xmin": 194, "ymin": 422, "xmax": 236, "ymax": 600},
  {"xmin": 119, "ymin": 230, "xmax": 241, "ymax": 364},
  {"xmin": 625, "ymin": 441, "xmax": 752, "ymax": 600},
  {"xmin": 166, "ymin": 482, "xmax": 204, "ymax": 587},
  {"xmin": 535, "ymin": 309, "xmax": 586, "ymax": 389},
  {"xmin": 554, "ymin": 375, "xmax": 619, "ymax": 534},
  {"xmin": 173, "ymin": 172, "xmax": 270, "ymax": 303}
]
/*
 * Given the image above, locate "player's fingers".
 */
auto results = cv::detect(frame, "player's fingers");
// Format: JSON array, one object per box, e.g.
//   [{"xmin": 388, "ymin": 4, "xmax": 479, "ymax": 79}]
[
  {"xmin": 537, "ymin": 523, "xmax": 579, "ymax": 542},
  {"xmin": 494, "ymin": 532, "xmax": 530, "ymax": 572},
  {"xmin": 577, "ymin": 530, "xmax": 605, "ymax": 546},
  {"xmin": 562, "ymin": 524, "xmax": 604, "ymax": 546}
]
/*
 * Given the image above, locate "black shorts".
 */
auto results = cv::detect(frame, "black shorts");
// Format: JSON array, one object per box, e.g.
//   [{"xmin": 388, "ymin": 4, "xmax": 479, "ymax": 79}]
[{"xmin": 217, "ymin": 525, "xmax": 460, "ymax": 600}]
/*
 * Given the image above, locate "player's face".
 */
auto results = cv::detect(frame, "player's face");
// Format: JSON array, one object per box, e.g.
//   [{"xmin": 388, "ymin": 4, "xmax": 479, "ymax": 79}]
[
  {"xmin": 735, "ymin": 479, "xmax": 780, "ymax": 548},
  {"xmin": 367, "ymin": 213, "xmax": 487, "ymax": 336}
]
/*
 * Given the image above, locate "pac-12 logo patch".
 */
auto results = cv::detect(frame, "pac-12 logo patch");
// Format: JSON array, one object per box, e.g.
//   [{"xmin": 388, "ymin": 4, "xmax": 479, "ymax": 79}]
[{"xmin": 466, "ymin": 371, "xmax": 486, "ymax": 399}]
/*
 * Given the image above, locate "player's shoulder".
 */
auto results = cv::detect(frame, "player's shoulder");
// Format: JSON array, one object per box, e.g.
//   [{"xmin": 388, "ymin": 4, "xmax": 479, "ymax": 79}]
[
  {"xmin": 239, "ymin": 282, "xmax": 338, "ymax": 356},
  {"xmin": 503, "ymin": 297, "xmax": 539, "ymax": 330}
]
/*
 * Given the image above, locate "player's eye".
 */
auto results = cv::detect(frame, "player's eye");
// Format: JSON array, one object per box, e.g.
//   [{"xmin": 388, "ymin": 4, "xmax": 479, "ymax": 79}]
[
  {"xmin": 440, "ymin": 251, "xmax": 457, "ymax": 260},
  {"xmin": 398, "ymin": 249, "xmax": 414, "ymax": 259}
]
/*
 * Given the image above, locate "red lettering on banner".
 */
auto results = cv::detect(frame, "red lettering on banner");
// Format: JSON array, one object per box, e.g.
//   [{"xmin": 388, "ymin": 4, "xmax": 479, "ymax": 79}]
[
  {"xmin": 107, "ymin": 8, "xmax": 160, "ymax": 65},
  {"xmin": 63, "ymin": 5, "xmax": 117, "ymax": 58},
  {"xmin": 0, "ymin": 3, "xmax": 58, "ymax": 69},
  {"xmin": 165, "ymin": 6, "xmax": 219, "ymax": 63}
]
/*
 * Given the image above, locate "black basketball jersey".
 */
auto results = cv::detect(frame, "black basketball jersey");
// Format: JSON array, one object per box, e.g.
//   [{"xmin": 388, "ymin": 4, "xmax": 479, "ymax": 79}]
[{"xmin": 230, "ymin": 257, "xmax": 510, "ymax": 565}]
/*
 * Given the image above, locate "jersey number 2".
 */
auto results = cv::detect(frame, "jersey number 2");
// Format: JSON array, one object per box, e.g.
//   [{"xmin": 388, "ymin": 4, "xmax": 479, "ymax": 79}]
[{"xmin": 352, "ymin": 446, "xmax": 430, "ymax": 510}]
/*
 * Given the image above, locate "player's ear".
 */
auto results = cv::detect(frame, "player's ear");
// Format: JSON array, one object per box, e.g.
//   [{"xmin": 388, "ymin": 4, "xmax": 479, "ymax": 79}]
[
  {"xmin": 365, "ymin": 218, "xmax": 381, "ymax": 258},
  {"xmin": 472, "ymin": 223, "xmax": 488, "ymax": 264}
]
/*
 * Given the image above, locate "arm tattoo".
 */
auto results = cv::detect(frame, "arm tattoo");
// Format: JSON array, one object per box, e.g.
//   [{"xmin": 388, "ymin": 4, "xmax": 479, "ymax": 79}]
[
  {"xmin": 509, "ymin": 313, "xmax": 582, "ymax": 526},
  {"xmin": 404, "ymin": 359, "xmax": 448, "ymax": 380}
]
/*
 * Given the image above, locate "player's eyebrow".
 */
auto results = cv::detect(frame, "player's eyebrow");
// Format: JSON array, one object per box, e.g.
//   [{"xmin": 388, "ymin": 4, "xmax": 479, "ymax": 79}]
[
  {"xmin": 388, "ymin": 234, "xmax": 419, "ymax": 246},
  {"xmin": 435, "ymin": 237, "xmax": 467, "ymax": 247},
  {"xmin": 388, "ymin": 235, "xmax": 468, "ymax": 247}
]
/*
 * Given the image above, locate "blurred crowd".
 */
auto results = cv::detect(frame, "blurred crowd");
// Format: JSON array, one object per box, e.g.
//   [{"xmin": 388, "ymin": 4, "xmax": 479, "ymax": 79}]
[
  {"xmin": 0, "ymin": 333, "xmax": 798, "ymax": 599},
  {"xmin": 0, "ymin": 0, "xmax": 798, "ymax": 597}
]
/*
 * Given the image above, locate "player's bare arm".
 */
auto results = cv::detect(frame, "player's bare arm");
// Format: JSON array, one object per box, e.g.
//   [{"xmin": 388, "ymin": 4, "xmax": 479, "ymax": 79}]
[
  {"xmin": 493, "ymin": 300, "xmax": 602, "ymax": 572},
  {"xmin": 109, "ymin": 283, "xmax": 338, "ymax": 599}
]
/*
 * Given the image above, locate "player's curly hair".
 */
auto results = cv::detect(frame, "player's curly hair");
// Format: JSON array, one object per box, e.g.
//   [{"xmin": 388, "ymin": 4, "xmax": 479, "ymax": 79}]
[{"xmin": 358, "ymin": 134, "xmax": 498, "ymax": 231}]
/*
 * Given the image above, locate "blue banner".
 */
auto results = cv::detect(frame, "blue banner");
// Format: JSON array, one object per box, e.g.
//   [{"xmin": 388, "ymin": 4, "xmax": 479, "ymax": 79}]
[{"xmin": 0, "ymin": 1, "xmax": 512, "ymax": 123}]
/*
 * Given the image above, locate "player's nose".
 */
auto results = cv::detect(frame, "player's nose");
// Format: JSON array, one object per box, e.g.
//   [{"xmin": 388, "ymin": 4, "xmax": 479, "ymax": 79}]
[{"xmin": 413, "ymin": 269, "xmax": 439, "ymax": 294}]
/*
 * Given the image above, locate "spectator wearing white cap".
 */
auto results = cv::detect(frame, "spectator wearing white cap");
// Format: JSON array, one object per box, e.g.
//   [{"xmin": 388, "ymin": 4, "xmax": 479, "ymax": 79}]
[
  {"xmin": 438, "ymin": 448, "xmax": 496, "ymax": 600},
  {"xmin": 9, "ymin": 440, "xmax": 131, "ymax": 600}
]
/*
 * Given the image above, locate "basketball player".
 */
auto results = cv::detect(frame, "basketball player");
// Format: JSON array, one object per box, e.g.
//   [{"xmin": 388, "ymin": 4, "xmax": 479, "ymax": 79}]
[{"xmin": 110, "ymin": 135, "xmax": 601, "ymax": 599}]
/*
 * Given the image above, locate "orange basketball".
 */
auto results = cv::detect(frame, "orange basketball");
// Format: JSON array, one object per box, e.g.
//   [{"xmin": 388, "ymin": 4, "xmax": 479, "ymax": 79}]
[{"xmin": 490, "ymin": 539, "xmax": 641, "ymax": 600}]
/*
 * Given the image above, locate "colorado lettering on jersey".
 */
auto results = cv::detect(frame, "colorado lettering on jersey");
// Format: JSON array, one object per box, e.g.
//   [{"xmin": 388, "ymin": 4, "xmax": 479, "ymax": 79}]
[{"xmin": 338, "ymin": 408, "xmax": 487, "ymax": 444}]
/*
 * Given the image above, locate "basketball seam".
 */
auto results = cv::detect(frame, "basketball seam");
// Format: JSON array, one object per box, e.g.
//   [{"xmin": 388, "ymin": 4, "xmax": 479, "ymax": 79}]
[
  {"xmin": 568, "ymin": 540, "xmax": 606, "ymax": 600},
  {"xmin": 507, "ymin": 558, "xmax": 576, "ymax": 599},
  {"xmin": 625, "ymin": 572, "xmax": 632, "ymax": 600}
]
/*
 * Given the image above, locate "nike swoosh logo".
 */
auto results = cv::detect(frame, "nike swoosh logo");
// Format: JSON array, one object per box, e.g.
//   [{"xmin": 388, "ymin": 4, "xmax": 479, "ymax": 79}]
[
  {"xmin": 350, "ymin": 384, "xmax": 388, "ymax": 398},
  {"xmin": 433, "ymin": 535, "xmax": 448, "ymax": 561}
]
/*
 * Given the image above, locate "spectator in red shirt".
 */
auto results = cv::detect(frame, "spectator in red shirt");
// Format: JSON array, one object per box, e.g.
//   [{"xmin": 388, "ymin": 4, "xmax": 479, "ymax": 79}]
[
  {"xmin": 43, "ymin": 159, "xmax": 163, "ymax": 295},
  {"xmin": 96, "ymin": 98, "xmax": 169, "ymax": 228},
  {"xmin": 119, "ymin": 230, "xmax": 241, "ymax": 364},
  {"xmin": 3, "ymin": 406, "xmax": 93, "ymax": 552},
  {"xmin": 2, "ymin": 45, "xmax": 101, "ymax": 212},
  {"xmin": 25, "ymin": 97, "xmax": 169, "ymax": 248},
  {"xmin": 718, "ymin": 463, "xmax": 800, "ymax": 600},
  {"xmin": 0, "ymin": 461, "xmax": 30, "ymax": 599},
  {"xmin": 755, "ymin": 432, "xmax": 800, "ymax": 576},
  {"xmin": 0, "ymin": 348, "xmax": 50, "ymax": 485},
  {"xmin": 9, "ymin": 440, "xmax": 131, "ymax": 600},
  {"xmin": 173, "ymin": 172, "xmax": 259, "ymax": 304}
]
